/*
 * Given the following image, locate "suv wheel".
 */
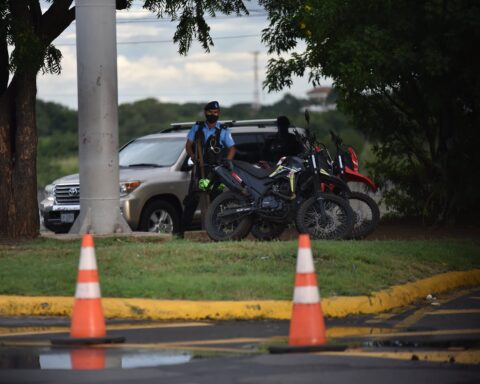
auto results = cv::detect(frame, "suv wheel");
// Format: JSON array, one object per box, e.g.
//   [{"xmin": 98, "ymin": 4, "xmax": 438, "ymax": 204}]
[{"xmin": 139, "ymin": 200, "xmax": 180, "ymax": 234}]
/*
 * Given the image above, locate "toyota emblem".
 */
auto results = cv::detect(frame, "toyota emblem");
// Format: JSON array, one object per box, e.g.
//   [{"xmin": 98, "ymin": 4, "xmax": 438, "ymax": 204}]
[{"xmin": 68, "ymin": 187, "xmax": 79, "ymax": 197}]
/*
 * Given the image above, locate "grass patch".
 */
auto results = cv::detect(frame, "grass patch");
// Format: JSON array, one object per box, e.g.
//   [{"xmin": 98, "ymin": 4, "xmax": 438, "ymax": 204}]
[{"xmin": 1, "ymin": 238, "xmax": 479, "ymax": 300}]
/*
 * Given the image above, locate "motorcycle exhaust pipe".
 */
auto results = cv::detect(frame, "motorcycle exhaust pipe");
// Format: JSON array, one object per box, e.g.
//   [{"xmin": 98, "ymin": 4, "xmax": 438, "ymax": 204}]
[{"xmin": 214, "ymin": 166, "xmax": 250, "ymax": 196}]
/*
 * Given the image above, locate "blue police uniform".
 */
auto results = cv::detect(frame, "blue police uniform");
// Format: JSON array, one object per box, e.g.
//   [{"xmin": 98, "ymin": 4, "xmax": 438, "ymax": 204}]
[{"xmin": 187, "ymin": 122, "xmax": 235, "ymax": 149}]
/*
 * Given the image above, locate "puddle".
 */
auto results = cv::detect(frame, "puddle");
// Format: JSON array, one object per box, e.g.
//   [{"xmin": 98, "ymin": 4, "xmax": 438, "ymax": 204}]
[
  {"xmin": 0, "ymin": 348, "xmax": 192, "ymax": 370},
  {"xmin": 362, "ymin": 339, "xmax": 480, "ymax": 349}
]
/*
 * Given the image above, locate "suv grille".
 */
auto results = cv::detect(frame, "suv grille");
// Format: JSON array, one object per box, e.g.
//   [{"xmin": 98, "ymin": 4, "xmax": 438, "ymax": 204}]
[{"xmin": 55, "ymin": 184, "xmax": 80, "ymax": 205}]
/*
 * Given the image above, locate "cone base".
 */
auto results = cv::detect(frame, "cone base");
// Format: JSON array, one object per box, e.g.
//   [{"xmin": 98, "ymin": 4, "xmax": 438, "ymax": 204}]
[
  {"xmin": 269, "ymin": 344, "xmax": 347, "ymax": 354},
  {"xmin": 51, "ymin": 336, "xmax": 125, "ymax": 345}
]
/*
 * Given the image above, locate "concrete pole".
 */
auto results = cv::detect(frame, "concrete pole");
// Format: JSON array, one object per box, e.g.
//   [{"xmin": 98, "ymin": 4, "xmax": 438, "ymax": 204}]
[{"xmin": 70, "ymin": 0, "xmax": 131, "ymax": 234}]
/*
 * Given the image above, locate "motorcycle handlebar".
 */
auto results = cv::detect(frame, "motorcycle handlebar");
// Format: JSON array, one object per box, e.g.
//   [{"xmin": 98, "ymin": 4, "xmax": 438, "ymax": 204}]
[{"xmin": 330, "ymin": 130, "xmax": 343, "ymax": 147}]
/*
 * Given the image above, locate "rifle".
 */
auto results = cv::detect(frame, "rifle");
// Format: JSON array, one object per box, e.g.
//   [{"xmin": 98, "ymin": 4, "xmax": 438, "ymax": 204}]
[{"xmin": 195, "ymin": 133, "xmax": 210, "ymax": 229}]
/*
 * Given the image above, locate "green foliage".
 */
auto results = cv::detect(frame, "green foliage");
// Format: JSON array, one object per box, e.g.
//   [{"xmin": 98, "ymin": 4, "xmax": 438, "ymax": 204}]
[
  {"xmin": 36, "ymin": 100, "xmax": 77, "ymax": 136},
  {"xmin": 41, "ymin": 45, "xmax": 63, "ymax": 75},
  {"xmin": 142, "ymin": 0, "xmax": 248, "ymax": 54},
  {"xmin": 36, "ymin": 100, "xmax": 78, "ymax": 185},
  {"xmin": 2, "ymin": 2, "xmax": 65, "ymax": 77},
  {"xmin": 118, "ymin": 98, "xmax": 203, "ymax": 145},
  {"xmin": 260, "ymin": 0, "xmax": 480, "ymax": 224}
]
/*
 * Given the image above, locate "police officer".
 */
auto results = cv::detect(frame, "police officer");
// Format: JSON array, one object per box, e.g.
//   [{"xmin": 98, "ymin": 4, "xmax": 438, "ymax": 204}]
[{"xmin": 180, "ymin": 101, "xmax": 236, "ymax": 236}]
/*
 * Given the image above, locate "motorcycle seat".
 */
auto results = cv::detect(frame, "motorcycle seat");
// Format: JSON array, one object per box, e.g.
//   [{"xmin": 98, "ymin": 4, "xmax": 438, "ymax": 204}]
[{"xmin": 233, "ymin": 160, "xmax": 271, "ymax": 179}]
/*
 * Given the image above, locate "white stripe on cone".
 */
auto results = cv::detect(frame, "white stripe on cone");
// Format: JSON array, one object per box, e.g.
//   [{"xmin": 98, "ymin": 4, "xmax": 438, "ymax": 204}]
[
  {"xmin": 293, "ymin": 286, "xmax": 321, "ymax": 304},
  {"xmin": 75, "ymin": 282, "xmax": 101, "ymax": 299},
  {"xmin": 79, "ymin": 247, "xmax": 98, "ymax": 270},
  {"xmin": 296, "ymin": 248, "xmax": 315, "ymax": 273}
]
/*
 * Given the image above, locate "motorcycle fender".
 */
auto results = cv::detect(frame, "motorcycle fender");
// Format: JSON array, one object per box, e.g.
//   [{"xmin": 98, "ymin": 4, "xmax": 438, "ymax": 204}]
[
  {"xmin": 344, "ymin": 167, "xmax": 377, "ymax": 191},
  {"xmin": 320, "ymin": 173, "xmax": 352, "ymax": 194},
  {"xmin": 214, "ymin": 166, "xmax": 247, "ymax": 194}
]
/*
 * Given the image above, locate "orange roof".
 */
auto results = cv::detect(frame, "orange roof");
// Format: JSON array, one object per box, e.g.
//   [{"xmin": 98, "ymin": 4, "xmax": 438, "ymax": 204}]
[{"xmin": 307, "ymin": 86, "xmax": 332, "ymax": 95}]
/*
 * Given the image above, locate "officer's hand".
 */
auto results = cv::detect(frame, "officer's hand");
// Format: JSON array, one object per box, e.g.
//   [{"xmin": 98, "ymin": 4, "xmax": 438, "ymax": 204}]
[{"xmin": 224, "ymin": 159, "xmax": 234, "ymax": 171}]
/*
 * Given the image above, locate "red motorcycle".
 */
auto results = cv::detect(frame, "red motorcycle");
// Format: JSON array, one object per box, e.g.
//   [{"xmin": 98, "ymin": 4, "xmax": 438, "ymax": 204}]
[{"xmin": 329, "ymin": 130, "xmax": 380, "ymax": 239}]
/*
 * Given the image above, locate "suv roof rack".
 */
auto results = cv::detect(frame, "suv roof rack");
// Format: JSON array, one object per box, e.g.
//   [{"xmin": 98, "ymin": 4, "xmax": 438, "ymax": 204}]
[{"xmin": 163, "ymin": 119, "xmax": 279, "ymax": 133}]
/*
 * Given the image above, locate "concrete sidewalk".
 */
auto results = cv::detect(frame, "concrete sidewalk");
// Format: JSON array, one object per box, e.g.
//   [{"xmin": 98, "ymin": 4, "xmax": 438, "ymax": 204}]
[{"xmin": 1, "ymin": 269, "xmax": 479, "ymax": 320}]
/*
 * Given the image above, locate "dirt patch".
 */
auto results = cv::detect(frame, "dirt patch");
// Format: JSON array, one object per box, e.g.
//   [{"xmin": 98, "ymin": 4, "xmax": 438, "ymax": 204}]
[
  {"xmin": 168, "ymin": 220, "xmax": 480, "ymax": 243},
  {"xmin": 365, "ymin": 219, "xmax": 480, "ymax": 242}
]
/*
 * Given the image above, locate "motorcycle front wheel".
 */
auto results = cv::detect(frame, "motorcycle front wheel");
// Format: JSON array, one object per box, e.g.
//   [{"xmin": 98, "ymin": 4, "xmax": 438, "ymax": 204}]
[
  {"xmin": 348, "ymin": 192, "xmax": 380, "ymax": 239},
  {"xmin": 295, "ymin": 194, "xmax": 354, "ymax": 240},
  {"xmin": 205, "ymin": 191, "xmax": 253, "ymax": 241}
]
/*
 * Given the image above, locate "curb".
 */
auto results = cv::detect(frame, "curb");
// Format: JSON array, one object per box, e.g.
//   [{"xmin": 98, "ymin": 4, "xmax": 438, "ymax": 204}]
[{"xmin": 0, "ymin": 269, "xmax": 479, "ymax": 320}]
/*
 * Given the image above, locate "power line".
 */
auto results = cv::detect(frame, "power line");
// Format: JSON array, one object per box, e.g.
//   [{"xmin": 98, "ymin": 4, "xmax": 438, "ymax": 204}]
[
  {"xmin": 115, "ymin": 14, "xmax": 267, "ymax": 23},
  {"xmin": 54, "ymin": 34, "xmax": 261, "ymax": 46},
  {"xmin": 123, "ymin": 3, "xmax": 265, "ymax": 14}
]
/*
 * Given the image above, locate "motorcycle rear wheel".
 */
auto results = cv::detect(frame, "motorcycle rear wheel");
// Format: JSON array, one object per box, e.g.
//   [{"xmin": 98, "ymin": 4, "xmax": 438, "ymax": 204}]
[
  {"xmin": 250, "ymin": 219, "xmax": 285, "ymax": 241},
  {"xmin": 348, "ymin": 192, "xmax": 380, "ymax": 239},
  {"xmin": 205, "ymin": 191, "xmax": 253, "ymax": 241},
  {"xmin": 295, "ymin": 194, "xmax": 354, "ymax": 240}
]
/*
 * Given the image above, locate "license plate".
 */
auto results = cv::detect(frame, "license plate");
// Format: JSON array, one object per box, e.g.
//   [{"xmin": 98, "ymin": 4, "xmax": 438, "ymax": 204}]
[{"xmin": 60, "ymin": 213, "xmax": 75, "ymax": 223}]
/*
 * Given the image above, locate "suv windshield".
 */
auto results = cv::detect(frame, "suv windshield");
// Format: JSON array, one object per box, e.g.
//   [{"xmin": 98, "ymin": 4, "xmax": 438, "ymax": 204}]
[{"xmin": 119, "ymin": 137, "xmax": 185, "ymax": 167}]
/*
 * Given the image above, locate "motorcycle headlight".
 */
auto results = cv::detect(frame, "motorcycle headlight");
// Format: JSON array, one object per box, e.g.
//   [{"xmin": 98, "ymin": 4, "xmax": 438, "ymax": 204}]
[
  {"xmin": 44, "ymin": 184, "xmax": 55, "ymax": 201},
  {"xmin": 120, "ymin": 181, "xmax": 141, "ymax": 197}
]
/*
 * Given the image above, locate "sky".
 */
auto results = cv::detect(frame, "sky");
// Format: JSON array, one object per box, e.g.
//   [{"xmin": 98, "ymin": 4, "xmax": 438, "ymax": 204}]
[{"xmin": 36, "ymin": 1, "xmax": 322, "ymax": 110}]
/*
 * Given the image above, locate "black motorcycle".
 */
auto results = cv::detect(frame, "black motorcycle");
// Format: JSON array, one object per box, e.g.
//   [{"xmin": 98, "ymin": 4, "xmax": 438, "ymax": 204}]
[{"xmin": 204, "ymin": 133, "xmax": 354, "ymax": 241}]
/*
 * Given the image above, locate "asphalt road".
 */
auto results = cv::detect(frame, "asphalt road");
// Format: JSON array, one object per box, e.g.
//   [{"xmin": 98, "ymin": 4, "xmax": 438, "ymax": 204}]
[{"xmin": 1, "ymin": 288, "xmax": 479, "ymax": 383}]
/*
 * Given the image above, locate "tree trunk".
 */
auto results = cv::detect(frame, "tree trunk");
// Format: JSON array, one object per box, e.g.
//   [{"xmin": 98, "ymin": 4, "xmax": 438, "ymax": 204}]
[{"xmin": 0, "ymin": 73, "xmax": 39, "ymax": 241}]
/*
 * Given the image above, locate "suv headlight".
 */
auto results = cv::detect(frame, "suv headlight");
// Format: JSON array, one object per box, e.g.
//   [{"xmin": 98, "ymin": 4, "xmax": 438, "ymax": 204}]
[
  {"xmin": 44, "ymin": 184, "xmax": 55, "ymax": 201},
  {"xmin": 120, "ymin": 181, "xmax": 141, "ymax": 197}
]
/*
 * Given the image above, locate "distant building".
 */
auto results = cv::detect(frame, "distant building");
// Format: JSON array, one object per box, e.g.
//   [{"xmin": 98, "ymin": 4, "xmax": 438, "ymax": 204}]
[
  {"xmin": 307, "ymin": 86, "xmax": 332, "ymax": 104},
  {"xmin": 305, "ymin": 86, "xmax": 336, "ymax": 112}
]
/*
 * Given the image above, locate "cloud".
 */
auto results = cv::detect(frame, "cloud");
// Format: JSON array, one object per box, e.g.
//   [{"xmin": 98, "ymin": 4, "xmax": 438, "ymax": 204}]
[
  {"xmin": 184, "ymin": 61, "xmax": 238, "ymax": 83},
  {"xmin": 118, "ymin": 55, "xmax": 183, "ymax": 83},
  {"xmin": 116, "ymin": 23, "xmax": 171, "ymax": 40},
  {"xmin": 174, "ymin": 51, "xmax": 254, "ymax": 64}
]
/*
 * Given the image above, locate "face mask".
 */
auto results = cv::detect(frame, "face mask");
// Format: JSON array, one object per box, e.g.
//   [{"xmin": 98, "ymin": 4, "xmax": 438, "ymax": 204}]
[{"xmin": 205, "ymin": 114, "xmax": 219, "ymax": 124}]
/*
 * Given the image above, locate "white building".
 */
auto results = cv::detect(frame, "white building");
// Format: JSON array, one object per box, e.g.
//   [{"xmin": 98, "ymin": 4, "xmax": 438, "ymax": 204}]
[{"xmin": 306, "ymin": 86, "xmax": 336, "ymax": 112}]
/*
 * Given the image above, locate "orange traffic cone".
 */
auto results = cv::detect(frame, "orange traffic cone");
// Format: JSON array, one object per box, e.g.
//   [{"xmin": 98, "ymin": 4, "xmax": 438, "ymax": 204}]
[
  {"xmin": 70, "ymin": 234, "xmax": 106, "ymax": 339},
  {"xmin": 51, "ymin": 234, "xmax": 124, "ymax": 345},
  {"xmin": 288, "ymin": 234, "xmax": 327, "ymax": 346}
]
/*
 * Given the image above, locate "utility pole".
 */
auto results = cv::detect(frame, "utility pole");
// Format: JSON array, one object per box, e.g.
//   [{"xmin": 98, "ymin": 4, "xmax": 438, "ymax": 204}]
[
  {"xmin": 70, "ymin": 0, "xmax": 131, "ymax": 235},
  {"xmin": 251, "ymin": 51, "xmax": 261, "ymax": 111}
]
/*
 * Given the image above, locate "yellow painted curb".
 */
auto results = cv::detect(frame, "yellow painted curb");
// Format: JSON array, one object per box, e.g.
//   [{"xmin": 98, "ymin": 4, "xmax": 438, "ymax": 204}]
[
  {"xmin": 322, "ymin": 268, "xmax": 480, "ymax": 317},
  {"xmin": 0, "ymin": 269, "xmax": 479, "ymax": 320}
]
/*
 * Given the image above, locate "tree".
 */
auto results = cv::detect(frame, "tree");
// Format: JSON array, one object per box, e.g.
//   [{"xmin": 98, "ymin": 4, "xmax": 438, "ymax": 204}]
[
  {"xmin": 259, "ymin": 0, "xmax": 480, "ymax": 223},
  {"xmin": 0, "ymin": 0, "xmax": 248, "ymax": 241}
]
